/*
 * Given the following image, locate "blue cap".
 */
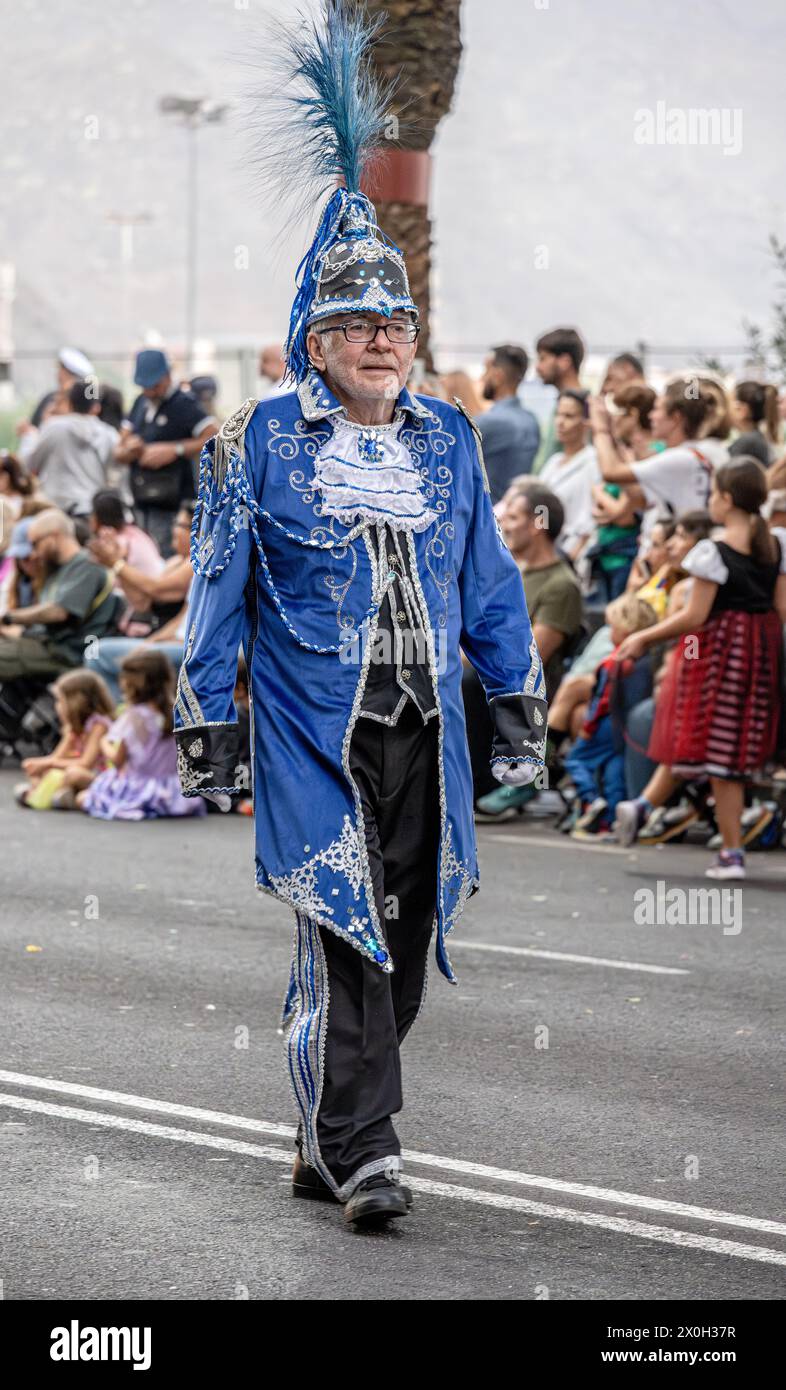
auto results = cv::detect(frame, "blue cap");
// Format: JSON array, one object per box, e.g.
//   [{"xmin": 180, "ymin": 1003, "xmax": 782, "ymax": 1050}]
[
  {"xmin": 134, "ymin": 349, "xmax": 170, "ymax": 388},
  {"xmin": 5, "ymin": 518, "xmax": 33, "ymax": 559}
]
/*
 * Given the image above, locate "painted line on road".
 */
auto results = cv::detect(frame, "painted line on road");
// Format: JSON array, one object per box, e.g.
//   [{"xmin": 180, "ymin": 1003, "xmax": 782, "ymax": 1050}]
[
  {"xmin": 479, "ymin": 829, "xmax": 786, "ymax": 877},
  {"xmin": 0, "ymin": 1072, "xmax": 293, "ymax": 1140},
  {"xmin": 1, "ymin": 1072, "xmax": 782, "ymax": 1238},
  {"xmin": 478, "ymin": 830, "xmax": 632, "ymax": 856},
  {"xmin": 1, "ymin": 1092, "xmax": 784, "ymax": 1267},
  {"xmin": 450, "ymin": 940, "xmax": 689, "ymax": 974}
]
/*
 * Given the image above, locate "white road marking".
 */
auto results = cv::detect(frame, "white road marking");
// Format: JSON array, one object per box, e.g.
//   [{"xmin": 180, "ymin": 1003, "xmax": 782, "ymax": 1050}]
[
  {"xmin": 479, "ymin": 830, "xmax": 632, "ymax": 856},
  {"xmin": 1, "ymin": 1072, "xmax": 782, "ymax": 1238},
  {"xmin": 0, "ymin": 1071, "xmax": 292, "ymax": 1139},
  {"xmin": 479, "ymin": 829, "xmax": 786, "ymax": 877},
  {"xmin": 406, "ymin": 1176, "xmax": 786, "ymax": 1266},
  {"xmin": 450, "ymin": 940, "xmax": 689, "ymax": 974},
  {"xmin": 1, "ymin": 1092, "xmax": 784, "ymax": 1266}
]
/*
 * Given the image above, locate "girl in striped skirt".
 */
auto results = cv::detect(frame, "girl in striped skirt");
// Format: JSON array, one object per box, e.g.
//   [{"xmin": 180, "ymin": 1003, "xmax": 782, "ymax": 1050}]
[{"xmin": 613, "ymin": 458, "xmax": 786, "ymax": 878}]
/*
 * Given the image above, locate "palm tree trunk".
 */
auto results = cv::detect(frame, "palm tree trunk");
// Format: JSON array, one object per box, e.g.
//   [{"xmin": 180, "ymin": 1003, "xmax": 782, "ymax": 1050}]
[{"xmin": 362, "ymin": 0, "xmax": 463, "ymax": 370}]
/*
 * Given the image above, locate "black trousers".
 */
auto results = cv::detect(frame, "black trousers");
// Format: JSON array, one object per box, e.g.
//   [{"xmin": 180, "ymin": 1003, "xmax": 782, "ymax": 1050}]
[
  {"xmin": 289, "ymin": 700, "xmax": 440, "ymax": 1199},
  {"xmin": 461, "ymin": 663, "xmax": 497, "ymax": 801}
]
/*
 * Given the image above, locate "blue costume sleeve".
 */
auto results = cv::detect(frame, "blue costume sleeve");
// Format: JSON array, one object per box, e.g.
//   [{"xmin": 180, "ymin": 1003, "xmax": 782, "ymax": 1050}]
[
  {"xmin": 173, "ymin": 423, "xmax": 256, "ymax": 799},
  {"xmin": 456, "ymin": 408, "xmax": 548, "ymax": 776}
]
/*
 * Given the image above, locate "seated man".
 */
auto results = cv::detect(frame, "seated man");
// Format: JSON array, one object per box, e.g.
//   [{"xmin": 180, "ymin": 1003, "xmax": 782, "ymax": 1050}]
[
  {"xmin": 463, "ymin": 480, "xmax": 583, "ymax": 816},
  {"xmin": 0, "ymin": 509, "xmax": 118, "ymax": 740},
  {"xmin": 86, "ymin": 502, "xmax": 195, "ymax": 698}
]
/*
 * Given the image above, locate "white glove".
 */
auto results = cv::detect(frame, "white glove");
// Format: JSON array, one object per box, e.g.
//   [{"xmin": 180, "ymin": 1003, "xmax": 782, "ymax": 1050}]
[
  {"xmin": 492, "ymin": 761, "xmax": 541, "ymax": 788},
  {"xmin": 200, "ymin": 790, "xmax": 233, "ymax": 813}
]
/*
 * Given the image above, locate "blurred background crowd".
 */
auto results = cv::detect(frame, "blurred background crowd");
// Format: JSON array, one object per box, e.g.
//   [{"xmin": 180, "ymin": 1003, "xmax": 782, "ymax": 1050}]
[{"xmin": 1, "ymin": 328, "xmax": 785, "ymax": 871}]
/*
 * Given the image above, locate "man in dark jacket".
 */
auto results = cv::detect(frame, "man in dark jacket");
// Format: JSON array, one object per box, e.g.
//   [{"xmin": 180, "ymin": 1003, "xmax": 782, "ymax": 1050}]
[
  {"xmin": 477, "ymin": 344, "xmax": 540, "ymax": 502},
  {"xmin": 117, "ymin": 350, "xmax": 216, "ymax": 558}
]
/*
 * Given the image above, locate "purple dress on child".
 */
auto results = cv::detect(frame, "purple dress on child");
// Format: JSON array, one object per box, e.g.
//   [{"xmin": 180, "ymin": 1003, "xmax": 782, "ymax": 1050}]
[{"xmin": 82, "ymin": 703, "xmax": 207, "ymax": 821}]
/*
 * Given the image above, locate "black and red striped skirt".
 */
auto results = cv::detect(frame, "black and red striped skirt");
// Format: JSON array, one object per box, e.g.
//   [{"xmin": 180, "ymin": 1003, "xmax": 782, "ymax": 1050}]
[{"xmin": 648, "ymin": 609, "xmax": 783, "ymax": 780}]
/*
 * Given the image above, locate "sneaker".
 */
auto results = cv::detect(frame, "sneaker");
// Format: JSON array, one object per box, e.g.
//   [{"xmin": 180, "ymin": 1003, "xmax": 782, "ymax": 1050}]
[
  {"xmin": 571, "ymin": 797, "xmax": 609, "ymax": 835},
  {"xmin": 638, "ymin": 802, "xmax": 699, "ymax": 846},
  {"xmin": 556, "ymin": 800, "xmax": 581, "ymax": 834},
  {"xmin": 740, "ymin": 802, "xmax": 780, "ymax": 849},
  {"xmin": 705, "ymin": 849, "xmax": 746, "ymax": 880},
  {"xmin": 571, "ymin": 822, "xmax": 615, "ymax": 842},
  {"xmin": 707, "ymin": 802, "xmax": 781, "ymax": 852},
  {"xmin": 474, "ymin": 782, "xmax": 539, "ymax": 822},
  {"xmin": 613, "ymin": 798, "xmax": 650, "ymax": 847}
]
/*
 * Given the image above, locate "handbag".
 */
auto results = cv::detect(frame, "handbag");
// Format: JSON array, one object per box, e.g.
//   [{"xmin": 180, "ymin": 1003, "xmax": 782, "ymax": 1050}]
[{"xmin": 130, "ymin": 459, "xmax": 186, "ymax": 510}]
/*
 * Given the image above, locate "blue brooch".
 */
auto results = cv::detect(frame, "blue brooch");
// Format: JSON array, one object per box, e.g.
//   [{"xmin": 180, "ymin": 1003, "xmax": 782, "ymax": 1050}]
[{"xmin": 357, "ymin": 429, "xmax": 386, "ymax": 464}]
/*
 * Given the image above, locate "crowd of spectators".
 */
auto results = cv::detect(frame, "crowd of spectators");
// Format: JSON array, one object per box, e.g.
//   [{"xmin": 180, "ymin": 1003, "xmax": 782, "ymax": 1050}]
[{"xmin": 1, "ymin": 333, "xmax": 785, "ymax": 876}]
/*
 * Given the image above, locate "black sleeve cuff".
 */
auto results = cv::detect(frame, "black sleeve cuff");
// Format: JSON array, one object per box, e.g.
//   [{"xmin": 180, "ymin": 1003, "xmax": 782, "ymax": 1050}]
[
  {"xmin": 488, "ymin": 692, "xmax": 548, "ymax": 765},
  {"xmin": 174, "ymin": 723, "xmax": 241, "ymax": 798}
]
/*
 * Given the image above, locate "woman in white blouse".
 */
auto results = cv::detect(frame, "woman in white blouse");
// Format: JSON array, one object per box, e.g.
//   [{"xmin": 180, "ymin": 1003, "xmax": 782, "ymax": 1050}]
[{"xmin": 540, "ymin": 390, "xmax": 599, "ymax": 561}]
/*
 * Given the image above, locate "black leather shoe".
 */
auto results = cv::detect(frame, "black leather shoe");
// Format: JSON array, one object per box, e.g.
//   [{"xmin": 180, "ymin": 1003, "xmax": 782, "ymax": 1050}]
[
  {"xmin": 291, "ymin": 1151, "xmax": 338, "ymax": 1203},
  {"xmin": 343, "ymin": 1174, "xmax": 412, "ymax": 1227}
]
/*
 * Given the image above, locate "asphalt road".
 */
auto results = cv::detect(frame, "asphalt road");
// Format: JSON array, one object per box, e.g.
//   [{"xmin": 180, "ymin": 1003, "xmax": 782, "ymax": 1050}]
[{"xmin": 1, "ymin": 769, "xmax": 784, "ymax": 1302}]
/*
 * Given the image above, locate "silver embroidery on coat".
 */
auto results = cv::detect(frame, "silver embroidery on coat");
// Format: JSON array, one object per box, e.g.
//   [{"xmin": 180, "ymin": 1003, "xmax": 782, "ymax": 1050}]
[
  {"xmin": 176, "ymin": 742, "xmax": 214, "ymax": 794},
  {"xmin": 268, "ymin": 815, "xmax": 365, "ymax": 924}
]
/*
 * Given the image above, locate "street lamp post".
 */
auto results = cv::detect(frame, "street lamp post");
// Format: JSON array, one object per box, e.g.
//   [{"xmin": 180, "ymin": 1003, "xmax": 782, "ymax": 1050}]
[
  {"xmin": 106, "ymin": 212, "xmax": 153, "ymax": 364},
  {"xmin": 158, "ymin": 96, "xmax": 228, "ymax": 372}
]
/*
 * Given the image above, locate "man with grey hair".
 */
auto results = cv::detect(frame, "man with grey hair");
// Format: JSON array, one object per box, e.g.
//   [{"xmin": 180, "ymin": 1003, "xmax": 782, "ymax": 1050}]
[
  {"xmin": 0, "ymin": 508, "xmax": 117, "ymax": 683},
  {"xmin": 174, "ymin": 1, "xmax": 547, "ymax": 1233}
]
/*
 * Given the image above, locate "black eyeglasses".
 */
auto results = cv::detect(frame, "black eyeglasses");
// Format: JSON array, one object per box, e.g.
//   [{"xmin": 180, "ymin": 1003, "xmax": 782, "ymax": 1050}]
[{"xmin": 314, "ymin": 318, "xmax": 420, "ymax": 344}]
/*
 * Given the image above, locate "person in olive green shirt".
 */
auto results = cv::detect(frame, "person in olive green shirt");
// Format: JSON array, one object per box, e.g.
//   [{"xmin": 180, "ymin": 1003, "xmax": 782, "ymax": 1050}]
[
  {"xmin": 501, "ymin": 481, "xmax": 583, "ymax": 699},
  {"xmin": 463, "ymin": 479, "xmax": 583, "ymax": 810},
  {"xmin": 0, "ymin": 509, "xmax": 116, "ymax": 678}
]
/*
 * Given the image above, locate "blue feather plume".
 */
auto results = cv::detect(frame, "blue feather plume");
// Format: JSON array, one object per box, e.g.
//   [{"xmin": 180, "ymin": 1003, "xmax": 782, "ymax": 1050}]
[
  {"xmin": 244, "ymin": 0, "xmax": 400, "ymax": 382},
  {"xmin": 246, "ymin": 0, "xmax": 396, "ymax": 224},
  {"xmin": 285, "ymin": 0, "xmax": 391, "ymax": 196}
]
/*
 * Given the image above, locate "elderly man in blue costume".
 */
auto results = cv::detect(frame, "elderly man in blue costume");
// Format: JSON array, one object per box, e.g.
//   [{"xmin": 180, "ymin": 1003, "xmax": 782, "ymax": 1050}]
[{"xmin": 173, "ymin": 0, "xmax": 547, "ymax": 1229}]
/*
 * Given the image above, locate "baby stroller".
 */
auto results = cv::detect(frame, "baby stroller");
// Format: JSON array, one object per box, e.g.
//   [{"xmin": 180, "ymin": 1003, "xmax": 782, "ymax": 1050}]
[
  {"xmin": 0, "ymin": 676, "xmax": 61, "ymax": 763},
  {"xmin": 0, "ymin": 579, "xmax": 126, "ymax": 764}
]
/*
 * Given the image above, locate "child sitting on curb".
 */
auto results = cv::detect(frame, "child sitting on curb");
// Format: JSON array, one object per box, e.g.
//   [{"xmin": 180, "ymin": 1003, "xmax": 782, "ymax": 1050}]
[
  {"xmin": 14, "ymin": 670, "xmax": 115, "ymax": 810},
  {"xmin": 566, "ymin": 594, "xmax": 657, "ymax": 839}
]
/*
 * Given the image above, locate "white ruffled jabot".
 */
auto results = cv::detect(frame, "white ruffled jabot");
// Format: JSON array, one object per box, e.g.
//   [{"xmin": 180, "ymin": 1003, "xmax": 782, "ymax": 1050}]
[{"xmin": 309, "ymin": 418, "xmax": 439, "ymax": 531}]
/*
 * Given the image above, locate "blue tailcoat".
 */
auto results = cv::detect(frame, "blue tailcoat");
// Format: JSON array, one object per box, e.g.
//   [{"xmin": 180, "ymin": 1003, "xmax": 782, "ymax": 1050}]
[{"xmin": 173, "ymin": 370, "xmax": 547, "ymax": 984}]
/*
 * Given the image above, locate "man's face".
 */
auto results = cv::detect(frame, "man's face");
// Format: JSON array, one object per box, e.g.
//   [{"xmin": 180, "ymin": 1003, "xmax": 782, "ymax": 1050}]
[
  {"xmin": 501, "ymin": 493, "xmax": 536, "ymax": 554},
  {"xmin": 28, "ymin": 526, "xmax": 61, "ymax": 573},
  {"xmin": 481, "ymin": 355, "xmax": 502, "ymax": 401},
  {"xmin": 555, "ymin": 395, "xmax": 586, "ymax": 449},
  {"xmin": 143, "ymin": 372, "xmax": 171, "ymax": 404},
  {"xmin": 605, "ymin": 361, "xmax": 637, "ymax": 396},
  {"xmin": 306, "ymin": 311, "xmax": 417, "ymax": 407},
  {"xmin": 536, "ymin": 350, "xmax": 560, "ymax": 386},
  {"xmin": 260, "ymin": 347, "xmax": 285, "ymax": 381}
]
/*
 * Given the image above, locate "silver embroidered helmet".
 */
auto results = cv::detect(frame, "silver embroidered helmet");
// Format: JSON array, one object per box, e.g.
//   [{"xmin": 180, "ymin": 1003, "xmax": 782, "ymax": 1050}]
[{"xmin": 304, "ymin": 197, "xmax": 418, "ymax": 328}]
